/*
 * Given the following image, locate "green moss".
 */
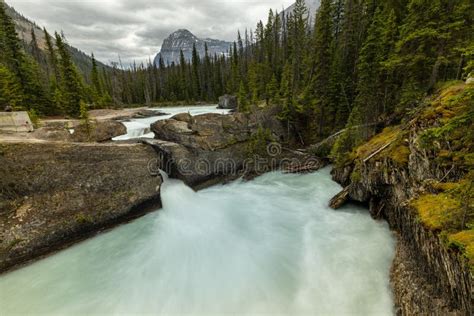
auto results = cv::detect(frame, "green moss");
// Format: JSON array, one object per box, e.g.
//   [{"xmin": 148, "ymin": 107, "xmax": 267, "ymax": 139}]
[
  {"xmin": 448, "ymin": 230, "xmax": 474, "ymax": 272},
  {"xmin": 389, "ymin": 143, "xmax": 410, "ymax": 165},
  {"xmin": 350, "ymin": 169, "xmax": 362, "ymax": 182},
  {"xmin": 75, "ymin": 212, "xmax": 93, "ymax": 224},
  {"xmin": 411, "ymin": 193, "xmax": 461, "ymax": 230},
  {"xmin": 355, "ymin": 127, "xmax": 400, "ymax": 159},
  {"xmin": 412, "ymin": 173, "xmax": 473, "ymax": 271},
  {"xmin": 350, "ymin": 127, "xmax": 411, "ymax": 166},
  {"xmin": 418, "ymin": 84, "xmax": 473, "ymax": 171}
]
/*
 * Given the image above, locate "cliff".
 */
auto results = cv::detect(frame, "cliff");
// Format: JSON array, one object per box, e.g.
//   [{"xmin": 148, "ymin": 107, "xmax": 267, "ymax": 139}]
[
  {"xmin": 0, "ymin": 142, "xmax": 162, "ymax": 272},
  {"xmin": 331, "ymin": 82, "xmax": 473, "ymax": 314}
]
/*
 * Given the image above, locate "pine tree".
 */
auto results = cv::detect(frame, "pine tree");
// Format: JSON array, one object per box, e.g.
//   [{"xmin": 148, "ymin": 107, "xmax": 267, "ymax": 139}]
[
  {"xmin": 333, "ymin": 0, "xmax": 367, "ymax": 112},
  {"xmin": 178, "ymin": 50, "xmax": 190, "ymax": 101},
  {"xmin": 266, "ymin": 74, "xmax": 279, "ymax": 105},
  {"xmin": 30, "ymin": 28, "xmax": 42, "ymax": 64},
  {"xmin": 91, "ymin": 53, "xmax": 102, "ymax": 95},
  {"xmin": 0, "ymin": 65, "xmax": 22, "ymax": 109},
  {"xmin": 90, "ymin": 53, "xmax": 107, "ymax": 107},
  {"xmin": 389, "ymin": 0, "xmax": 473, "ymax": 108},
  {"xmin": 349, "ymin": 5, "xmax": 387, "ymax": 144},
  {"xmin": 303, "ymin": 0, "xmax": 334, "ymax": 137},
  {"xmin": 203, "ymin": 44, "xmax": 213, "ymax": 100},
  {"xmin": 279, "ymin": 62, "xmax": 296, "ymax": 121},
  {"xmin": 248, "ymin": 62, "xmax": 259, "ymax": 104},
  {"xmin": 379, "ymin": 8, "xmax": 399, "ymax": 114},
  {"xmin": 55, "ymin": 32, "xmax": 84, "ymax": 117},
  {"xmin": 44, "ymin": 28, "xmax": 59, "ymax": 82},
  {"xmin": 238, "ymin": 80, "xmax": 249, "ymax": 113},
  {"xmin": 191, "ymin": 43, "xmax": 201, "ymax": 100},
  {"xmin": 288, "ymin": 0, "xmax": 309, "ymax": 92},
  {"xmin": 0, "ymin": 3, "xmax": 49, "ymax": 113}
]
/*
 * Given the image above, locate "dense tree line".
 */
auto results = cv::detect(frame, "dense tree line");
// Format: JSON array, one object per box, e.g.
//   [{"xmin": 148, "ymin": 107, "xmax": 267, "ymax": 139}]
[
  {"xmin": 0, "ymin": 2, "xmax": 110, "ymax": 117},
  {"xmin": 1, "ymin": 0, "xmax": 473, "ymax": 157}
]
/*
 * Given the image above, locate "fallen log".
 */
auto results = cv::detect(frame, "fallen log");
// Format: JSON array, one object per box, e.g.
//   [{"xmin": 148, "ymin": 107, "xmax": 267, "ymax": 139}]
[
  {"xmin": 329, "ymin": 186, "xmax": 350, "ymax": 209},
  {"xmin": 363, "ymin": 140, "xmax": 395, "ymax": 163}
]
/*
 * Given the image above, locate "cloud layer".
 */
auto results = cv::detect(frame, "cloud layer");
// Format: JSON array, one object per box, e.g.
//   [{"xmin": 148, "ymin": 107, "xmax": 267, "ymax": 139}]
[{"xmin": 8, "ymin": 0, "xmax": 294, "ymax": 65}]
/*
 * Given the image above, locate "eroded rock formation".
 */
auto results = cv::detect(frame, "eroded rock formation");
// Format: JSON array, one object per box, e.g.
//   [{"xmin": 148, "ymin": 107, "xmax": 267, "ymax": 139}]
[{"xmin": 0, "ymin": 142, "xmax": 162, "ymax": 272}]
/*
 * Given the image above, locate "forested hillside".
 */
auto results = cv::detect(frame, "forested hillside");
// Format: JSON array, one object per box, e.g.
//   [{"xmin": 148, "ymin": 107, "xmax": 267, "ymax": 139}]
[
  {"xmin": 3, "ymin": 2, "xmax": 104, "ymax": 77},
  {"xmin": 1, "ymin": 0, "xmax": 473, "ymax": 148},
  {"xmin": 0, "ymin": 2, "xmax": 112, "ymax": 117}
]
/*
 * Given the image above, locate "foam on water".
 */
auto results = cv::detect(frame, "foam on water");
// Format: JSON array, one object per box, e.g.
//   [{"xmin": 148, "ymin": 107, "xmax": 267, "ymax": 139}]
[{"xmin": 0, "ymin": 168, "xmax": 395, "ymax": 315}]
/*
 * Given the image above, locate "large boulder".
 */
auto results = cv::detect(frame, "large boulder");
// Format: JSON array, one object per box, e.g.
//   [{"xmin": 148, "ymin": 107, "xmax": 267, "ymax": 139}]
[
  {"xmin": 0, "ymin": 142, "xmax": 162, "ymax": 272},
  {"xmin": 149, "ymin": 107, "xmax": 318, "ymax": 189},
  {"xmin": 218, "ymin": 95, "xmax": 238, "ymax": 109},
  {"xmin": 72, "ymin": 120, "xmax": 126, "ymax": 142}
]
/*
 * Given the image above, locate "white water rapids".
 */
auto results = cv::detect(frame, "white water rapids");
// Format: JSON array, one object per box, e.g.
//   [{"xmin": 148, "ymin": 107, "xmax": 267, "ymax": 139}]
[
  {"xmin": 0, "ymin": 168, "xmax": 395, "ymax": 315},
  {"xmin": 113, "ymin": 105, "xmax": 231, "ymax": 140}
]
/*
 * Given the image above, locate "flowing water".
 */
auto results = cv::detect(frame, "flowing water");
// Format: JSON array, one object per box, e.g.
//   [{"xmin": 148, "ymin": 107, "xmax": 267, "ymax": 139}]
[
  {"xmin": 0, "ymin": 168, "xmax": 395, "ymax": 315},
  {"xmin": 113, "ymin": 105, "xmax": 231, "ymax": 140}
]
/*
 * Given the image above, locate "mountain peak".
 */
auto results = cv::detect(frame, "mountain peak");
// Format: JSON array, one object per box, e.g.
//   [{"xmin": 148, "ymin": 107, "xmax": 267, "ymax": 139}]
[
  {"xmin": 154, "ymin": 29, "xmax": 231, "ymax": 66},
  {"xmin": 170, "ymin": 29, "xmax": 196, "ymax": 38}
]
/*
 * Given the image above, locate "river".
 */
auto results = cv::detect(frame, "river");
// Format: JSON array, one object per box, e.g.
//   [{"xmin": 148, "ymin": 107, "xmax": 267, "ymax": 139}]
[
  {"xmin": 113, "ymin": 105, "xmax": 231, "ymax": 140},
  {"xmin": 0, "ymin": 168, "xmax": 395, "ymax": 315}
]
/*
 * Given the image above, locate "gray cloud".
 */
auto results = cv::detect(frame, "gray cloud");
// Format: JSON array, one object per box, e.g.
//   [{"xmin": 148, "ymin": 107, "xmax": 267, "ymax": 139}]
[{"xmin": 8, "ymin": 0, "xmax": 294, "ymax": 65}]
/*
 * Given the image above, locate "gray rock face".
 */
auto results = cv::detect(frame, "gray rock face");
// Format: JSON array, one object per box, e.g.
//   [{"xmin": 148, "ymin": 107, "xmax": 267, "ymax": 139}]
[
  {"xmin": 154, "ymin": 29, "xmax": 232, "ymax": 66},
  {"xmin": 218, "ymin": 95, "xmax": 238, "ymax": 109}
]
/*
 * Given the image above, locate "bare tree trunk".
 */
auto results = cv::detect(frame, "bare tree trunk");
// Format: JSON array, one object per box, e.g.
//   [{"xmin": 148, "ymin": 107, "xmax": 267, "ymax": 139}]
[
  {"xmin": 456, "ymin": 54, "xmax": 465, "ymax": 80},
  {"xmin": 429, "ymin": 45, "xmax": 445, "ymax": 91}
]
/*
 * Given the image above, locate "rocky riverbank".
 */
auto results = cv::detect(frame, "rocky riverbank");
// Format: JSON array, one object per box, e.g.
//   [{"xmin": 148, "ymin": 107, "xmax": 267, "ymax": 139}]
[
  {"xmin": 0, "ymin": 105, "xmax": 323, "ymax": 273},
  {"xmin": 330, "ymin": 83, "xmax": 473, "ymax": 314}
]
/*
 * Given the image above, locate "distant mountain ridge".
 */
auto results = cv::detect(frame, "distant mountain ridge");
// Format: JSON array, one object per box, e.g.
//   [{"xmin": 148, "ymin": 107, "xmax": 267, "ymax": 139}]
[
  {"xmin": 153, "ymin": 29, "xmax": 232, "ymax": 66},
  {"xmin": 154, "ymin": 1, "xmax": 321, "ymax": 67}
]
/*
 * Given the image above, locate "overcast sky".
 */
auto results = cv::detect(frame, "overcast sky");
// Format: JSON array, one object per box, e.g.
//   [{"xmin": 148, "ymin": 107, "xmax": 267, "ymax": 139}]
[{"xmin": 8, "ymin": 0, "xmax": 294, "ymax": 65}]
